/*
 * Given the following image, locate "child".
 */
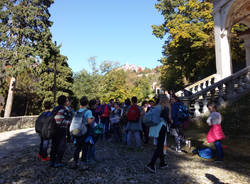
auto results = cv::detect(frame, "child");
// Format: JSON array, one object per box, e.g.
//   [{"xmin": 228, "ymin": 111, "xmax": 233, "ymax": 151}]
[
  {"xmin": 110, "ymin": 102, "xmax": 122, "ymax": 143},
  {"xmin": 206, "ymin": 103, "xmax": 226, "ymax": 162},
  {"xmin": 37, "ymin": 101, "xmax": 52, "ymax": 161}
]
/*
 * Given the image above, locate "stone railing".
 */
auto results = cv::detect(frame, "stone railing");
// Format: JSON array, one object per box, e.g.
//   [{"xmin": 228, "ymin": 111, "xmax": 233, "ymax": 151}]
[
  {"xmin": 180, "ymin": 66, "xmax": 250, "ymax": 117},
  {"xmin": 176, "ymin": 74, "xmax": 220, "ymax": 97},
  {"xmin": 0, "ymin": 115, "xmax": 38, "ymax": 132}
]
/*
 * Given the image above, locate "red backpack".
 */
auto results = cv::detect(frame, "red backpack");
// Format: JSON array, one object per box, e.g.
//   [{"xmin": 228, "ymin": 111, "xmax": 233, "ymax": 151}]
[
  {"xmin": 127, "ymin": 104, "xmax": 140, "ymax": 122},
  {"xmin": 102, "ymin": 104, "xmax": 110, "ymax": 117}
]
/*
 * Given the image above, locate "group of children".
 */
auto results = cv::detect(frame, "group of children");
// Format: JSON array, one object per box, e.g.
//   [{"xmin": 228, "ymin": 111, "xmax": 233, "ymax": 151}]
[{"xmin": 37, "ymin": 94, "xmax": 226, "ymax": 173}]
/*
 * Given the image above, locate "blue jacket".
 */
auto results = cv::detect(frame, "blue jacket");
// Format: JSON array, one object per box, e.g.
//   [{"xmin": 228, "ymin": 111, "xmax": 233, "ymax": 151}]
[
  {"xmin": 151, "ymin": 105, "xmax": 163, "ymax": 125},
  {"xmin": 171, "ymin": 102, "xmax": 183, "ymax": 126}
]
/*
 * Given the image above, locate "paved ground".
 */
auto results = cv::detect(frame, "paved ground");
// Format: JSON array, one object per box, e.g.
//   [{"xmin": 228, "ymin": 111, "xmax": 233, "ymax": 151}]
[
  {"xmin": 0, "ymin": 128, "xmax": 249, "ymax": 184},
  {"xmin": 0, "ymin": 128, "xmax": 39, "ymax": 159}
]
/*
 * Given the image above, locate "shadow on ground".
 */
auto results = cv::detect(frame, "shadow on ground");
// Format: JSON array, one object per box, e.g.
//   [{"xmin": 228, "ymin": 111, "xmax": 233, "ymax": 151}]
[{"xmin": 0, "ymin": 128, "xmax": 249, "ymax": 184}]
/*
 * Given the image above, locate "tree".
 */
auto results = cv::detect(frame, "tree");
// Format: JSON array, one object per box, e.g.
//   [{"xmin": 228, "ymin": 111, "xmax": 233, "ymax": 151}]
[
  {"xmin": 38, "ymin": 44, "xmax": 74, "ymax": 108},
  {"xmin": 153, "ymin": 0, "xmax": 246, "ymax": 91},
  {"xmin": 0, "ymin": 0, "xmax": 54, "ymax": 116},
  {"xmin": 152, "ymin": 0, "xmax": 215, "ymax": 90}
]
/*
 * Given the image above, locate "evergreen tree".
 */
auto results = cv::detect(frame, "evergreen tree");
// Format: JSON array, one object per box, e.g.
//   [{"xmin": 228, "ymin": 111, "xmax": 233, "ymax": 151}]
[
  {"xmin": 0, "ymin": 0, "xmax": 54, "ymax": 116},
  {"xmin": 37, "ymin": 44, "xmax": 74, "ymax": 107}
]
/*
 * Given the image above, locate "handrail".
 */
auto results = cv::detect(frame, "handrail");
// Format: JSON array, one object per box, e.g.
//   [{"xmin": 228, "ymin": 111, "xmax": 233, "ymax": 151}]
[
  {"xmin": 176, "ymin": 73, "xmax": 220, "ymax": 97},
  {"xmin": 179, "ymin": 66, "xmax": 250, "ymax": 117},
  {"xmin": 183, "ymin": 66, "xmax": 250, "ymax": 101}
]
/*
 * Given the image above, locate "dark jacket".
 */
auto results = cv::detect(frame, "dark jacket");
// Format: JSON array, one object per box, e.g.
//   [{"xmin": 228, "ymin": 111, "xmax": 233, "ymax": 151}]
[{"xmin": 171, "ymin": 102, "xmax": 183, "ymax": 127}]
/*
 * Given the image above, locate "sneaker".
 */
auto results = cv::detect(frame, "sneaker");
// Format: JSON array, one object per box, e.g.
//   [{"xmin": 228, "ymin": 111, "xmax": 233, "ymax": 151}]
[
  {"xmin": 176, "ymin": 148, "xmax": 182, "ymax": 153},
  {"xmin": 54, "ymin": 162, "xmax": 65, "ymax": 168},
  {"xmin": 186, "ymin": 140, "xmax": 191, "ymax": 148},
  {"xmin": 159, "ymin": 163, "xmax": 168, "ymax": 169},
  {"xmin": 41, "ymin": 156, "xmax": 50, "ymax": 161},
  {"xmin": 146, "ymin": 164, "xmax": 156, "ymax": 173}
]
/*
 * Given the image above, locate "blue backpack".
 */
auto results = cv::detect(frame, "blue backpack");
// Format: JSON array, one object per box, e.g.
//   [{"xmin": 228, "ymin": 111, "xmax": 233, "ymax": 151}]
[
  {"xmin": 143, "ymin": 108, "xmax": 158, "ymax": 127},
  {"xmin": 177, "ymin": 104, "xmax": 189, "ymax": 121},
  {"xmin": 198, "ymin": 148, "xmax": 213, "ymax": 159}
]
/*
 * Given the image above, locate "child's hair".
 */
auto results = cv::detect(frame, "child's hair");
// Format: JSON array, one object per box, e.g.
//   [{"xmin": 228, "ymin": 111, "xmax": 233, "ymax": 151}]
[
  {"xmin": 89, "ymin": 99, "xmax": 97, "ymax": 109},
  {"xmin": 131, "ymin": 96, "xmax": 137, "ymax": 104},
  {"xmin": 44, "ymin": 101, "xmax": 51, "ymax": 110},
  {"xmin": 125, "ymin": 98, "xmax": 131, "ymax": 106},
  {"xmin": 80, "ymin": 96, "xmax": 89, "ymax": 106},
  {"xmin": 58, "ymin": 95, "xmax": 67, "ymax": 106},
  {"xmin": 141, "ymin": 100, "xmax": 148, "ymax": 107},
  {"xmin": 207, "ymin": 103, "xmax": 217, "ymax": 111}
]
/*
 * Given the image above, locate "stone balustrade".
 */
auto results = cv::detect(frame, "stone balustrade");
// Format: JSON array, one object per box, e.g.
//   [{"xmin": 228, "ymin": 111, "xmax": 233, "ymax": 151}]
[
  {"xmin": 180, "ymin": 66, "xmax": 250, "ymax": 117},
  {"xmin": 176, "ymin": 74, "xmax": 220, "ymax": 97}
]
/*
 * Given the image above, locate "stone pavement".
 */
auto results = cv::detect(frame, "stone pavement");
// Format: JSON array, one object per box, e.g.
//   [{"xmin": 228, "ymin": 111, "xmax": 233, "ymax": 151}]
[{"xmin": 0, "ymin": 128, "xmax": 39, "ymax": 159}]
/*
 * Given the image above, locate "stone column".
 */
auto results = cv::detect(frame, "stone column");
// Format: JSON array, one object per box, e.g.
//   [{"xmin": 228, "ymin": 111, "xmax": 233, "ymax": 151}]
[
  {"xmin": 214, "ymin": 11, "xmax": 232, "ymax": 79},
  {"xmin": 239, "ymin": 34, "xmax": 250, "ymax": 67}
]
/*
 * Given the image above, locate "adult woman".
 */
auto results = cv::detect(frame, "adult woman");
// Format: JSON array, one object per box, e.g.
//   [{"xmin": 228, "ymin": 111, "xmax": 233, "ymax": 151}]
[{"xmin": 146, "ymin": 97, "xmax": 171, "ymax": 173}]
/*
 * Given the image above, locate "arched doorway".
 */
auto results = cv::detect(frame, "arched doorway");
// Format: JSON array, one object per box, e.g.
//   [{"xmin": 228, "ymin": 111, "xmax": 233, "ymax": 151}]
[{"xmin": 213, "ymin": 0, "xmax": 250, "ymax": 79}]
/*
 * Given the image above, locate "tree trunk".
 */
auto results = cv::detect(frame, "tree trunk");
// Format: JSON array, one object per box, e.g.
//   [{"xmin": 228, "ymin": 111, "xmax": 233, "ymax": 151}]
[{"xmin": 4, "ymin": 77, "xmax": 16, "ymax": 117}]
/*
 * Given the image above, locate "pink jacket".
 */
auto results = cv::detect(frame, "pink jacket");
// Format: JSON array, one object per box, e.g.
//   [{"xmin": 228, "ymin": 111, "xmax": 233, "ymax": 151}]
[{"xmin": 207, "ymin": 124, "xmax": 226, "ymax": 143}]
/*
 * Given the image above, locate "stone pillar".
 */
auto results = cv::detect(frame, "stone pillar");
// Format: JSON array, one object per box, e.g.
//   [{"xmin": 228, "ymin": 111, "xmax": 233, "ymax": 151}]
[
  {"xmin": 239, "ymin": 34, "xmax": 250, "ymax": 67},
  {"xmin": 214, "ymin": 12, "xmax": 232, "ymax": 79}
]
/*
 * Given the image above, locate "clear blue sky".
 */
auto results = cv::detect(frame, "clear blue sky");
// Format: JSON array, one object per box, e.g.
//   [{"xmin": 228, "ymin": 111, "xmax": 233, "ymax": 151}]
[{"xmin": 49, "ymin": 0, "xmax": 164, "ymax": 73}]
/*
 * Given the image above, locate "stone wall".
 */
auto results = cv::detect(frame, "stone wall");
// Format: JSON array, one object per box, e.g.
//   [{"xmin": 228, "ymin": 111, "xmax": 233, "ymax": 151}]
[{"xmin": 0, "ymin": 116, "xmax": 38, "ymax": 132}]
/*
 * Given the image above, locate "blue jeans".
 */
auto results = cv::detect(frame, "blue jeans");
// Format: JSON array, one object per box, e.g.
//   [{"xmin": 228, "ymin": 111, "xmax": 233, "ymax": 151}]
[
  {"xmin": 39, "ymin": 136, "xmax": 49, "ymax": 158},
  {"xmin": 50, "ymin": 128, "xmax": 67, "ymax": 163},
  {"xmin": 149, "ymin": 125, "xmax": 166, "ymax": 166},
  {"xmin": 87, "ymin": 135, "xmax": 99, "ymax": 161},
  {"xmin": 127, "ymin": 130, "xmax": 141, "ymax": 147},
  {"xmin": 101, "ymin": 117, "xmax": 110, "ymax": 139},
  {"xmin": 214, "ymin": 140, "xmax": 223, "ymax": 160},
  {"xmin": 112, "ymin": 123, "xmax": 122, "ymax": 142}
]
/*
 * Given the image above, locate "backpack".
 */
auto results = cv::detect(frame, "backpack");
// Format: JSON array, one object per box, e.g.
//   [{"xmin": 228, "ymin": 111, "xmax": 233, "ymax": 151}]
[
  {"xmin": 70, "ymin": 109, "xmax": 88, "ymax": 137},
  {"xmin": 142, "ymin": 108, "xmax": 158, "ymax": 127},
  {"xmin": 120, "ymin": 106, "xmax": 129, "ymax": 125},
  {"xmin": 41, "ymin": 108, "xmax": 61, "ymax": 139},
  {"xmin": 110, "ymin": 109, "xmax": 121, "ymax": 124},
  {"xmin": 102, "ymin": 104, "xmax": 110, "ymax": 117},
  {"xmin": 198, "ymin": 147, "xmax": 214, "ymax": 159},
  {"xmin": 177, "ymin": 104, "xmax": 189, "ymax": 121},
  {"xmin": 35, "ymin": 111, "xmax": 51, "ymax": 134},
  {"xmin": 127, "ymin": 105, "xmax": 140, "ymax": 122}
]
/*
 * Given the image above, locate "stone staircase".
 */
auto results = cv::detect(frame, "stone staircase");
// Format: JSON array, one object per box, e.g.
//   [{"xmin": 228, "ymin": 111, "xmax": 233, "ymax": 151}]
[{"xmin": 179, "ymin": 66, "xmax": 250, "ymax": 117}]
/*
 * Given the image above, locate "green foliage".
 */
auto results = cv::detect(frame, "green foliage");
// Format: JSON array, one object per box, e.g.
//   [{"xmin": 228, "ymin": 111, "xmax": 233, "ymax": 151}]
[
  {"xmin": 0, "ymin": 0, "xmax": 54, "ymax": 77},
  {"xmin": 38, "ymin": 47, "xmax": 74, "ymax": 107},
  {"xmin": 72, "ymin": 60, "xmax": 156, "ymax": 103},
  {"xmin": 0, "ymin": 0, "xmax": 74, "ymax": 115}
]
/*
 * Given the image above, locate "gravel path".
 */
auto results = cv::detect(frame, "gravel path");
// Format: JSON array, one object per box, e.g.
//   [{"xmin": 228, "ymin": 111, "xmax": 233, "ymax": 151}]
[{"xmin": 0, "ymin": 128, "xmax": 249, "ymax": 184}]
